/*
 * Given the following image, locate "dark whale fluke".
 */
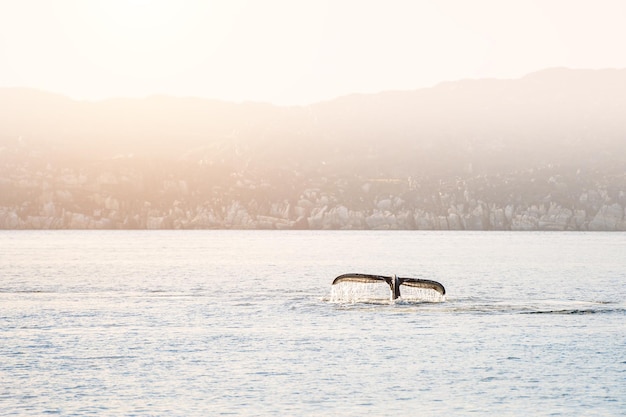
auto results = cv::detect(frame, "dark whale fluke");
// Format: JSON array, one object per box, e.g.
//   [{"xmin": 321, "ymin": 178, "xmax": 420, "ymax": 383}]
[{"xmin": 332, "ymin": 273, "xmax": 445, "ymax": 300}]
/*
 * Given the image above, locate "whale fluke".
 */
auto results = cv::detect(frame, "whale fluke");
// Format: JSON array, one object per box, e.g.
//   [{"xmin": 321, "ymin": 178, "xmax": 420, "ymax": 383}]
[
  {"xmin": 398, "ymin": 278, "xmax": 446, "ymax": 295},
  {"xmin": 332, "ymin": 273, "xmax": 389, "ymax": 285},
  {"xmin": 332, "ymin": 273, "xmax": 445, "ymax": 300}
]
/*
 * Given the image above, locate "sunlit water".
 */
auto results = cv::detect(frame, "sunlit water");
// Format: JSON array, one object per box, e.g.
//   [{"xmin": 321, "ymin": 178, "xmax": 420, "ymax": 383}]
[{"xmin": 1, "ymin": 230, "xmax": 625, "ymax": 416}]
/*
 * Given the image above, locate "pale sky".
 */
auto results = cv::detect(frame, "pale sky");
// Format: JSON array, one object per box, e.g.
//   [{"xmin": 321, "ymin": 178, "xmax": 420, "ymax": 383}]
[{"xmin": 0, "ymin": 0, "xmax": 625, "ymax": 105}]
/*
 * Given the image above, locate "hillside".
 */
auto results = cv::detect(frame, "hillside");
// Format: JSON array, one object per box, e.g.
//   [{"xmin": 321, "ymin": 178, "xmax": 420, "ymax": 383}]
[{"xmin": 1, "ymin": 68, "xmax": 625, "ymax": 230}]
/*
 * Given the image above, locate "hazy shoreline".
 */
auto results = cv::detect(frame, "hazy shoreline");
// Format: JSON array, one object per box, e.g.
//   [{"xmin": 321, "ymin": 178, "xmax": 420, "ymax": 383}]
[{"xmin": 2, "ymin": 69, "xmax": 625, "ymax": 231}]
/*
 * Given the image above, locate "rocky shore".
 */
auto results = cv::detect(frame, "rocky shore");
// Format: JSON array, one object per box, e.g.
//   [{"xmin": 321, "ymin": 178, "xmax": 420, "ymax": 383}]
[
  {"xmin": 1, "ymin": 161, "xmax": 624, "ymax": 231},
  {"xmin": 2, "ymin": 200, "xmax": 624, "ymax": 231}
]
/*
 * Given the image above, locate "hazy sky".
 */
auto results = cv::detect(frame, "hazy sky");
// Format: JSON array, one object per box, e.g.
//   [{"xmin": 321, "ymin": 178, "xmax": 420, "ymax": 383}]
[{"xmin": 1, "ymin": 0, "xmax": 625, "ymax": 105}]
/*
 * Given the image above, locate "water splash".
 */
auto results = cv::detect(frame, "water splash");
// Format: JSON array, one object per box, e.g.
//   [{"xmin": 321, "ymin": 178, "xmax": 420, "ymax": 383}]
[
  {"xmin": 397, "ymin": 285, "xmax": 446, "ymax": 303},
  {"xmin": 329, "ymin": 282, "xmax": 445, "ymax": 304},
  {"xmin": 330, "ymin": 282, "xmax": 388, "ymax": 303}
]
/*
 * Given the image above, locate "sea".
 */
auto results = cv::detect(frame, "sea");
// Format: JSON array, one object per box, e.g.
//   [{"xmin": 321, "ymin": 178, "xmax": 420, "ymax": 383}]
[{"xmin": 1, "ymin": 230, "xmax": 625, "ymax": 416}]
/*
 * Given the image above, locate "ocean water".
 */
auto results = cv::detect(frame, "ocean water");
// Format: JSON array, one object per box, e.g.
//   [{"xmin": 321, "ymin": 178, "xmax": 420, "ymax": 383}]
[{"xmin": 1, "ymin": 230, "xmax": 625, "ymax": 416}]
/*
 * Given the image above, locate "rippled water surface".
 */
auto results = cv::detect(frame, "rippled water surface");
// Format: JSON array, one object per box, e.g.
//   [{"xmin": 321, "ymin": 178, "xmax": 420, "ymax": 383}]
[{"xmin": 1, "ymin": 231, "xmax": 625, "ymax": 416}]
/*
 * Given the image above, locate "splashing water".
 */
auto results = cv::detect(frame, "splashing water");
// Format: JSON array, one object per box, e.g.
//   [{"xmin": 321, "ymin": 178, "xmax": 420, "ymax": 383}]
[
  {"xmin": 329, "ymin": 282, "xmax": 445, "ymax": 304},
  {"xmin": 399, "ymin": 285, "xmax": 446, "ymax": 303},
  {"xmin": 330, "ymin": 282, "xmax": 390, "ymax": 303}
]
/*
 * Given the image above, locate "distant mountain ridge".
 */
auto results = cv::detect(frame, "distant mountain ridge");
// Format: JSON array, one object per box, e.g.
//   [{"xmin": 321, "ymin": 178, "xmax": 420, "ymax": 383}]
[
  {"xmin": 1, "ymin": 68, "xmax": 625, "ymax": 230},
  {"xmin": 1, "ymin": 67, "xmax": 625, "ymax": 177}
]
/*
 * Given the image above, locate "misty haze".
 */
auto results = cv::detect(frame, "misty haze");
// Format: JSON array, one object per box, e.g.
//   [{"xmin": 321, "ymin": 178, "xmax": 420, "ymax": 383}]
[
  {"xmin": 1, "ymin": 68, "xmax": 625, "ymax": 231},
  {"xmin": 3, "ymin": 2, "xmax": 626, "ymax": 415}
]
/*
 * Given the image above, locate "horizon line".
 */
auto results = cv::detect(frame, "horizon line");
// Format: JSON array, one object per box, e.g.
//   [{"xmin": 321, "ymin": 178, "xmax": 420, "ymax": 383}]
[{"xmin": 1, "ymin": 66, "xmax": 624, "ymax": 107}]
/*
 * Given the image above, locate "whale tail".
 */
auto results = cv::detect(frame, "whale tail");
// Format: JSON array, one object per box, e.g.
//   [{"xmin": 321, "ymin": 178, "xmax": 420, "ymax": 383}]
[{"xmin": 332, "ymin": 273, "xmax": 445, "ymax": 300}]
